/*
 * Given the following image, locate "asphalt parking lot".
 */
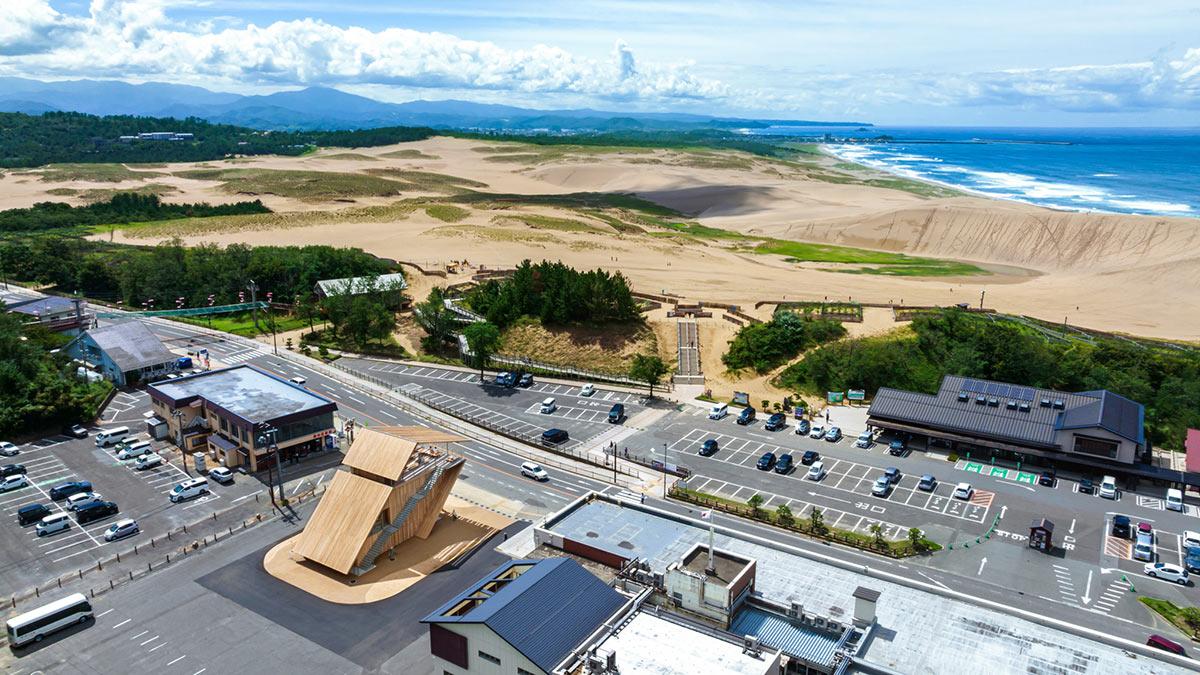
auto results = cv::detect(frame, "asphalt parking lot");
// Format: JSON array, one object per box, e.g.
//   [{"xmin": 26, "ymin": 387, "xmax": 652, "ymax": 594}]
[{"xmin": 0, "ymin": 391, "xmax": 265, "ymax": 594}]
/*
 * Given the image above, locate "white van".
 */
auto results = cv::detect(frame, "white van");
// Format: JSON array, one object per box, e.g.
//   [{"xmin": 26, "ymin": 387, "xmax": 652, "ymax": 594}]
[
  {"xmin": 94, "ymin": 426, "xmax": 130, "ymax": 447},
  {"xmin": 35, "ymin": 512, "xmax": 71, "ymax": 537},
  {"xmin": 116, "ymin": 440, "xmax": 153, "ymax": 460},
  {"xmin": 1184, "ymin": 530, "xmax": 1200, "ymax": 550},
  {"xmin": 169, "ymin": 478, "xmax": 209, "ymax": 503},
  {"xmin": 708, "ymin": 402, "xmax": 729, "ymax": 420},
  {"xmin": 1166, "ymin": 488, "xmax": 1184, "ymax": 512},
  {"xmin": 1099, "ymin": 475, "xmax": 1118, "ymax": 500},
  {"xmin": 539, "ymin": 397, "xmax": 557, "ymax": 414}
]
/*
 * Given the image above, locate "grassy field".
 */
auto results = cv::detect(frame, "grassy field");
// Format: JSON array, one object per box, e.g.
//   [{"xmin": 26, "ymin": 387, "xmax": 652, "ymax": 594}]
[
  {"xmin": 46, "ymin": 183, "xmax": 180, "ymax": 202},
  {"xmin": 175, "ymin": 311, "xmax": 308, "ymax": 338},
  {"xmin": 379, "ymin": 149, "xmax": 440, "ymax": 160},
  {"xmin": 364, "ymin": 168, "xmax": 487, "ymax": 192},
  {"xmin": 494, "ymin": 213, "xmax": 606, "ymax": 233},
  {"xmin": 752, "ymin": 239, "xmax": 985, "ymax": 276},
  {"xmin": 32, "ymin": 163, "xmax": 164, "ymax": 182},
  {"xmin": 115, "ymin": 199, "xmax": 428, "ymax": 237},
  {"xmin": 471, "ymin": 142, "xmax": 654, "ymax": 165},
  {"xmin": 316, "ymin": 153, "xmax": 379, "ymax": 161},
  {"xmin": 425, "ymin": 204, "xmax": 471, "ymax": 222},
  {"xmin": 1138, "ymin": 597, "xmax": 1200, "ymax": 639},
  {"xmin": 173, "ymin": 168, "xmax": 407, "ymax": 200},
  {"xmin": 498, "ymin": 318, "xmax": 657, "ymax": 375}
]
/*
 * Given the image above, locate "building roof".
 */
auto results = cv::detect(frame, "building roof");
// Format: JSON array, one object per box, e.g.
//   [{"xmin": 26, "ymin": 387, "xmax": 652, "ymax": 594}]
[
  {"xmin": 315, "ymin": 272, "xmax": 407, "ymax": 297},
  {"xmin": 730, "ymin": 606, "xmax": 842, "ymax": 668},
  {"xmin": 423, "ymin": 558, "xmax": 626, "ymax": 673},
  {"xmin": 588, "ymin": 609, "xmax": 777, "ymax": 675},
  {"xmin": 6, "ymin": 295, "xmax": 79, "ymax": 316},
  {"xmin": 85, "ymin": 321, "xmax": 176, "ymax": 372},
  {"xmin": 148, "ymin": 365, "xmax": 336, "ymax": 425},
  {"xmin": 867, "ymin": 375, "xmax": 1145, "ymax": 449},
  {"xmin": 372, "ymin": 426, "xmax": 466, "ymax": 444},
  {"xmin": 342, "ymin": 427, "xmax": 419, "ymax": 481},
  {"xmin": 291, "ymin": 471, "xmax": 393, "ymax": 575}
]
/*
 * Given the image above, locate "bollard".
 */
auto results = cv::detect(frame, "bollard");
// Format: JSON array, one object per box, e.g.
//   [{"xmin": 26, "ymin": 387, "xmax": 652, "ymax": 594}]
[
  {"xmin": 128, "ymin": 571, "xmax": 133, "ymax": 581},
  {"xmin": 166, "ymin": 554, "xmax": 170, "ymax": 563},
  {"xmin": 117, "ymin": 552, "xmax": 121, "ymax": 563},
  {"xmin": 213, "ymin": 512, "xmax": 217, "ymax": 521},
  {"xmin": 183, "ymin": 524, "xmax": 187, "ymax": 533},
  {"xmin": 78, "ymin": 570, "xmax": 83, "ymax": 580},
  {"xmin": 134, "ymin": 545, "xmax": 139, "ymax": 555},
  {"xmin": 57, "ymin": 578, "xmax": 62, "ymax": 588},
  {"xmin": 228, "ymin": 526, "xmax": 233, "ymax": 535},
  {"xmin": 167, "ymin": 531, "xmax": 172, "ymax": 541},
  {"xmin": 110, "ymin": 580, "xmax": 114, "ymax": 590},
  {"xmin": 35, "ymin": 587, "xmax": 39, "ymax": 598},
  {"xmin": 147, "ymin": 563, "xmax": 151, "ymax": 572},
  {"xmin": 151, "ymin": 538, "xmax": 155, "ymax": 548}
]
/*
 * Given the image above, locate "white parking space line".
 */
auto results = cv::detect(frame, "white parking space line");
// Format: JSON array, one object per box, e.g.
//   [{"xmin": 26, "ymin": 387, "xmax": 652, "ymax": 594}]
[
  {"xmin": 168, "ymin": 655, "xmax": 187, "ymax": 666},
  {"xmin": 112, "ymin": 618, "xmax": 131, "ymax": 629}
]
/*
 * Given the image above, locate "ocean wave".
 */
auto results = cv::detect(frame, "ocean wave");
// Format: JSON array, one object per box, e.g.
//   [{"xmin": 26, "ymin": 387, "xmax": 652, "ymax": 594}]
[
  {"xmin": 1104, "ymin": 199, "xmax": 1192, "ymax": 213},
  {"xmin": 1092, "ymin": 173, "xmax": 1118, "ymax": 177}
]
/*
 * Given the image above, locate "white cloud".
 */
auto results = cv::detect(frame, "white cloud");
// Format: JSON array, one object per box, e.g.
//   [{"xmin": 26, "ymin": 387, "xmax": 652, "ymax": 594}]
[{"xmin": 0, "ymin": 0, "xmax": 83, "ymax": 56}]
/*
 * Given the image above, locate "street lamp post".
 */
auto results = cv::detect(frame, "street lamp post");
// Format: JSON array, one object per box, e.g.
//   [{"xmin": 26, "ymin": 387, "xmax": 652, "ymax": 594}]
[
  {"xmin": 256, "ymin": 424, "xmax": 285, "ymax": 504},
  {"xmin": 171, "ymin": 410, "xmax": 189, "ymax": 475},
  {"xmin": 662, "ymin": 442, "xmax": 668, "ymax": 498}
]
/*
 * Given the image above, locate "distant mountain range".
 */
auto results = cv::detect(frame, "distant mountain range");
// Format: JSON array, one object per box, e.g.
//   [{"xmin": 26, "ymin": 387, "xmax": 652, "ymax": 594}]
[{"xmin": 0, "ymin": 77, "xmax": 870, "ymax": 132}]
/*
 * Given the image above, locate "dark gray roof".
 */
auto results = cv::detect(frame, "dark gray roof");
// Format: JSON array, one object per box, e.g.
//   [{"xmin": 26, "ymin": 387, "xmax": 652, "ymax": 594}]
[
  {"xmin": 7, "ymin": 295, "xmax": 78, "ymax": 316},
  {"xmin": 315, "ymin": 273, "xmax": 406, "ymax": 297},
  {"xmin": 868, "ymin": 375, "xmax": 1145, "ymax": 448},
  {"xmin": 86, "ymin": 321, "xmax": 176, "ymax": 372},
  {"xmin": 423, "ymin": 558, "xmax": 625, "ymax": 673},
  {"xmin": 148, "ymin": 365, "xmax": 336, "ymax": 424}
]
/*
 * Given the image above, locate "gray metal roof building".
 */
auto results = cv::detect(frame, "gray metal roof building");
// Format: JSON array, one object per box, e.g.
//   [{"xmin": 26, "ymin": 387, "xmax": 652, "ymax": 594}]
[
  {"xmin": 69, "ymin": 320, "xmax": 176, "ymax": 385},
  {"xmin": 868, "ymin": 375, "xmax": 1146, "ymax": 465},
  {"xmin": 313, "ymin": 272, "xmax": 407, "ymax": 298}
]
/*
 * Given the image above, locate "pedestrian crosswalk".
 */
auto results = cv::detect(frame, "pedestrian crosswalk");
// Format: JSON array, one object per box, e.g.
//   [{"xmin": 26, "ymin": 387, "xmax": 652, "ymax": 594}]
[
  {"xmin": 219, "ymin": 347, "xmax": 265, "ymax": 364},
  {"xmin": 1092, "ymin": 577, "xmax": 1131, "ymax": 613}
]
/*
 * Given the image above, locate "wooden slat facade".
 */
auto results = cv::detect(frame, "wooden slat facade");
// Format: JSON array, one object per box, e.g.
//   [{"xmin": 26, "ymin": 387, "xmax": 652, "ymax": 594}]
[{"xmin": 291, "ymin": 471, "xmax": 393, "ymax": 574}]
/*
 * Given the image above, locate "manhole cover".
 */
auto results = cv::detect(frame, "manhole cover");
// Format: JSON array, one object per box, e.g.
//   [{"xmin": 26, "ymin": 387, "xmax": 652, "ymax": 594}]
[
  {"xmin": 617, "ymin": 541, "xmax": 635, "ymax": 550},
  {"xmin": 586, "ymin": 531, "xmax": 599, "ymax": 538}
]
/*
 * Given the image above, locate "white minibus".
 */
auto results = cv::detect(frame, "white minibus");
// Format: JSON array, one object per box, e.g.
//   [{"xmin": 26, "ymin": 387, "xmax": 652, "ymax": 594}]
[{"xmin": 5, "ymin": 593, "xmax": 93, "ymax": 647}]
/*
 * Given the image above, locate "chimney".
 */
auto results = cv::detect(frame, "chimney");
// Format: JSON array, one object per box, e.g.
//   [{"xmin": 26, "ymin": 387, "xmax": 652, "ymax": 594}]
[{"xmin": 852, "ymin": 586, "xmax": 880, "ymax": 628}]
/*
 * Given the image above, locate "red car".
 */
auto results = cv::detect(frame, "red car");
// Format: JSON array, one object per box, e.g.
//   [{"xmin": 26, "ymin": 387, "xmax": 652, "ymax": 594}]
[
  {"xmin": 1138, "ymin": 522, "xmax": 1153, "ymax": 536},
  {"xmin": 1146, "ymin": 634, "xmax": 1186, "ymax": 656}
]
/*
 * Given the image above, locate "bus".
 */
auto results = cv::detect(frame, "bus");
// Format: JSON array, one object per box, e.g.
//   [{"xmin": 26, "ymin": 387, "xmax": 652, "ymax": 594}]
[{"xmin": 5, "ymin": 593, "xmax": 93, "ymax": 647}]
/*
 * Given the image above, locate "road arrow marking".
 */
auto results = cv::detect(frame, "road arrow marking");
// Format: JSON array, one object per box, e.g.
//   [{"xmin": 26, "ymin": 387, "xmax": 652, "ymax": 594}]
[
  {"xmin": 999, "ymin": 505, "xmax": 1008, "ymax": 519},
  {"xmin": 1081, "ymin": 570, "xmax": 1093, "ymax": 604},
  {"xmin": 1069, "ymin": 518, "xmax": 1076, "ymax": 535},
  {"xmin": 977, "ymin": 557, "xmax": 988, "ymax": 576}
]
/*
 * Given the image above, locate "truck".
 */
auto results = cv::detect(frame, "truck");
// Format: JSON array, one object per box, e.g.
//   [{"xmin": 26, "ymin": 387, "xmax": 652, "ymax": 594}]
[{"xmin": 175, "ymin": 356, "xmax": 193, "ymax": 371}]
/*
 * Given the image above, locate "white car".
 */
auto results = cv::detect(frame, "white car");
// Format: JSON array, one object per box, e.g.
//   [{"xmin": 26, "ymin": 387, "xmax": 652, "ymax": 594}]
[
  {"xmin": 521, "ymin": 461, "xmax": 549, "ymax": 481},
  {"xmin": 0, "ymin": 474, "xmax": 28, "ymax": 492},
  {"xmin": 289, "ymin": 376, "xmax": 307, "ymax": 385},
  {"xmin": 808, "ymin": 424, "xmax": 825, "ymax": 439},
  {"xmin": 135, "ymin": 453, "xmax": 164, "ymax": 470},
  {"xmin": 854, "ymin": 432, "xmax": 873, "ymax": 448},
  {"xmin": 208, "ymin": 467, "xmax": 234, "ymax": 484},
  {"xmin": 104, "ymin": 519, "xmax": 139, "ymax": 542},
  {"xmin": 66, "ymin": 492, "xmax": 103, "ymax": 511},
  {"xmin": 0, "ymin": 441, "xmax": 18, "ymax": 457},
  {"xmin": 580, "ymin": 384, "xmax": 596, "ymax": 397},
  {"xmin": 1145, "ymin": 562, "xmax": 1189, "ymax": 585},
  {"xmin": 806, "ymin": 462, "xmax": 826, "ymax": 481},
  {"xmin": 953, "ymin": 482, "xmax": 974, "ymax": 500},
  {"xmin": 1099, "ymin": 475, "xmax": 1118, "ymax": 500},
  {"xmin": 539, "ymin": 397, "xmax": 557, "ymax": 414}
]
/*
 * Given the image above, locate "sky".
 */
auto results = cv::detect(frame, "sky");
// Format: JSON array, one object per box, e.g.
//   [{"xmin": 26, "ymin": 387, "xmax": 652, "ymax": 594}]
[{"xmin": 2, "ymin": 0, "xmax": 1199, "ymax": 125}]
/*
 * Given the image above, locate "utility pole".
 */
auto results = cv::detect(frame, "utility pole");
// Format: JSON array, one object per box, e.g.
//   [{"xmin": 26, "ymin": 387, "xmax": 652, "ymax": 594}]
[
  {"xmin": 172, "ymin": 410, "xmax": 189, "ymax": 475},
  {"xmin": 267, "ymin": 292, "xmax": 278, "ymax": 355},
  {"xmin": 257, "ymin": 424, "xmax": 284, "ymax": 505},
  {"xmin": 248, "ymin": 280, "xmax": 259, "ymax": 331},
  {"xmin": 662, "ymin": 442, "xmax": 668, "ymax": 498}
]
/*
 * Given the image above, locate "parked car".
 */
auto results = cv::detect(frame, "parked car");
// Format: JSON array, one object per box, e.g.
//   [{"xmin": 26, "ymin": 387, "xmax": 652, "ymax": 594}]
[
  {"xmin": 794, "ymin": 419, "xmax": 810, "ymax": 436},
  {"xmin": 541, "ymin": 428, "xmax": 569, "ymax": 445},
  {"xmin": 854, "ymin": 431, "xmax": 873, "ymax": 448},
  {"xmin": 289, "ymin": 376, "xmax": 307, "ymax": 385},
  {"xmin": 0, "ymin": 474, "xmax": 29, "ymax": 492},
  {"xmin": 66, "ymin": 492, "xmax": 104, "ymax": 511},
  {"xmin": 495, "ymin": 371, "xmax": 514, "ymax": 387},
  {"xmin": 699, "ymin": 439, "xmax": 719, "ymax": 457},
  {"xmin": 871, "ymin": 476, "xmax": 892, "ymax": 497},
  {"xmin": 208, "ymin": 467, "xmax": 234, "ymax": 484},
  {"xmin": 135, "ymin": 453, "xmax": 164, "ymax": 470},
  {"xmin": 888, "ymin": 439, "xmax": 906, "ymax": 456},
  {"xmin": 517, "ymin": 373, "xmax": 533, "ymax": 388},
  {"xmin": 806, "ymin": 462, "xmax": 826, "ymax": 481},
  {"xmin": 756, "ymin": 452, "xmax": 776, "ymax": 471},
  {"xmin": 103, "ymin": 518, "xmax": 139, "ymax": 542},
  {"xmin": 952, "ymin": 482, "xmax": 974, "ymax": 500},
  {"xmin": 1078, "ymin": 478, "xmax": 1095, "ymax": 495},
  {"xmin": 765, "ymin": 413, "xmax": 787, "ymax": 431},
  {"xmin": 35, "ymin": 513, "xmax": 71, "ymax": 537},
  {"xmin": 520, "ymin": 462, "xmax": 549, "ymax": 482},
  {"xmin": 1038, "ymin": 470, "xmax": 1056, "ymax": 487},
  {"xmin": 17, "ymin": 503, "xmax": 51, "ymax": 526},
  {"xmin": 1185, "ymin": 530, "xmax": 1200, "ymax": 550},
  {"xmin": 884, "ymin": 467, "xmax": 902, "ymax": 485},
  {"xmin": 1184, "ymin": 546, "xmax": 1200, "ymax": 574},
  {"xmin": 736, "ymin": 407, "xmax": 756, "ymax": 426},
  {"xmin": 64, "ymin": 424, "xmax": 89, "ymax": 438},
  {"xmin": 1, "ymin": 464, "xmax": 27, "ymax": 477},
  {"xmin": 169, "ymin": 478, "xmax": 209, "ymax": 503},
  {"xmin": 800, "ymin": 450, "xmax": 820, "ymax": 465},
  {"xmin": 1138, "ymin": 522, "xmax": 1153, "ymax": 537},
  {"xmin": 808, "ymin": 424, "xmax": 825, "ymax": 439},
  {"xmin": 774, "ymin": 454, "xmax": 794, "ymax": 475},
  {"xmin": 539, "ymin": 397, "xmax": 557, "ymax": 414},
  {"xmin": 75, "ymin": 500, "xmax": 118, "ymax": 525},
  {"xmin": 0, "ymin": 441, "xmax": 18, "ymax": 457},
  {"xmin": 1146, "ymin": 634, "xmax": 1187, "ymax": 656},
  {"xmin": 917, "ymin": 474, "xmax": 937, "ymax": 491},
  {"xmin": 1110, "ymin": 515, "xmax": 1132, "ymax": 539},
  {"xmin": 1133, "ymin": 535, "xmax": 1155, "ymax": 562},
  {"xmin": 1099, "ymin": 474, "xmax": 1118, "ymax": 499},
  {"xmin": 608, "ymin": 404, "xmax": 625, "ymax": 423},
  {"xmin": 49, "ymin": 480, "xmax": 92, "ymax": 500},
  {"xmin": 1144, "ymin": 562, "xmax": 1189, "ymax": 585},
  {"xmin": 580, "ymin": 384, "xmax": 596, "ymax": 397},
  {"xmin": 824, "ymin": 427, "xmax": 842, "ymax": 442}
]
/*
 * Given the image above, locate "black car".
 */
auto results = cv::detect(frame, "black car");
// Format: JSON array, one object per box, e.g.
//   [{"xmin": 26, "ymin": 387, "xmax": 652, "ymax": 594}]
[
  {"xmin": 756, "ymin": 452, "xmax": 776, "ymax": 470},
  {"xmin": 1111, "ymin": 514, "xmax": 1132, "ymax": 539},
  {"xmin": 1038, "ymin": 470, "xmax": 1056, "ymax": 487},
  {"xmin": 541, "ymin": 428, "xmax": 569, "ymax": 445},
  {"xmin": 608, "ymin": 404, "xmax": 625, "ymax": 424},
  {"xmin": 64, "ymin": 424, "xmax": 89, "ymax": 438},
  {"xmin": 1078, "ymin": 478, "xmax": 1095, "ymax": 494},
  {"xmin": 1, "ymin": 464, "xmax": 26, "ymax": 478},
  {"xmin": 17, "ymin": 503, "xmax": 50, "ymax": 526},
  {"xmin": 888, "ymin": 439, "xmax": 906, "ymax": 456},
  {"xmin": 765, "ymin": 413, "xmax": 786, "ymax": 431},
  {"xmin": 736, "ymin": 407, "xmax": 757, "ymax": 426},
  {"xmin": 801, "ymin": 450, "xmax": 820, "ymax": 465},
  {"xmin": 517, "ymin": 373, "xmax": 533, "ymax": 388},
  {"xmin": 699, "ymin": 439, "xmax": 719, "ymax": 457},
  {"xmin": 50, "ymin": 480, "xmax": 93, "ymax": 500},
  {"xmin": 774, "ymin": 454, "xmax": 794, "ymax": 474},
  {"xmin": 75, "ymin": 500, "xmax": 118, "ymax": 525}
]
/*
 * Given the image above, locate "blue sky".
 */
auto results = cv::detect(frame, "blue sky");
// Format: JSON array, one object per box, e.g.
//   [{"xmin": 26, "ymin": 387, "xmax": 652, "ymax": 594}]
[{"xmin": 4, "ymin": 0, "xmax": 1200, "ymax": 125}]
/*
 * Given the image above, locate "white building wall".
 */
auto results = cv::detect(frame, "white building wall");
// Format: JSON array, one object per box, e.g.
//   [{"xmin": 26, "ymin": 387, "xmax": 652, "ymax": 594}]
[{"xmin": 429, "ymin": 623, "xmax": 547, "ymax": 675}]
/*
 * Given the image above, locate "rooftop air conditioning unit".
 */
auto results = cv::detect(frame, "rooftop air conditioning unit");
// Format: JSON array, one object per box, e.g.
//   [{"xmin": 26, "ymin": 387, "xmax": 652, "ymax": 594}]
[
  {"xmin": 813, "ymin": 616, "xmax": 827, "ymax": 629},
  {"xmin": 788, "ymin": 602, "xmax": 803, "ymax": 618},
  {"xmin": 1018, "ymin": 403, "xmax": 1031, "ymax": 412},
  {"xmin": 827, "ymin": 620, "xmax": 842, "ymax": 633},
  {"xmin": 1040, "ymin": 398, "xmax": 1051, "ymax": 408},
  {"xmin": 975, "ymin": 395, "xmax": 986, "ymax": 405},
  {"xmin": 987, "ymin": 398, "xmax": 999, "ymax": 407},
  {"xmin": 1052, "ymin": 400, "xmax": 1065, "ymax": 409},
  {"xmin": 957, "ymin": 393, "xmax": 969, "ymax": 402},
  {"xmin": 743, "ymin": 635, "xmax": 761, "ymax": 656},
  {"xmin": 1005, "ymin": 401, "xmax": 1017, "ymax": 410},
  {"xmin": 587, "ymin": 654, "xmax": 606, "ymax": 673},
  {"xmin": 604, "ymin": 649, "xmax": 617, "ymax": 670}
]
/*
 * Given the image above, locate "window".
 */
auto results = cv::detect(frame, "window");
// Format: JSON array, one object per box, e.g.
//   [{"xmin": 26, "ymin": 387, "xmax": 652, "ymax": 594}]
[
  {"xmin": 478, "ymin": 650, "xmax": 501, "ymax": 666},
  {"xmin": 220, "ymin": 417, "xmax": 228, "ymax": 432},
  {"xmin": 1073, "ymin": 435, "xmax": 1119, "ymax": 459}
]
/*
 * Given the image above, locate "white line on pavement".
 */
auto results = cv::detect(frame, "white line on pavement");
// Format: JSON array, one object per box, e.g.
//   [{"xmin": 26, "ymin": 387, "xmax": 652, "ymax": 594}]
[
  {"xmin": 112, "ymin": 619, "xmax": 131, "ymax": 629},
  {"xmin": 167, "ymin": 655, "xmax": 187, "ymax": 666}
]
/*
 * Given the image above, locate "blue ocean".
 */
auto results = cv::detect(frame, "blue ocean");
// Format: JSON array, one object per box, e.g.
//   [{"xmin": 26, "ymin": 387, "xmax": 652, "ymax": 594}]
[{"xmin": 743, "ymin": 126, "xmax": 1199, "ymax": 218}]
